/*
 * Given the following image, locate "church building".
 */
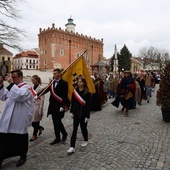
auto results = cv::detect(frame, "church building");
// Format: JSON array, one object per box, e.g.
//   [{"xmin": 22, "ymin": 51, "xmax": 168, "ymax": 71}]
[{"xmin": 38, "ymin": 17, "xmax": 104, "ymax": 72}]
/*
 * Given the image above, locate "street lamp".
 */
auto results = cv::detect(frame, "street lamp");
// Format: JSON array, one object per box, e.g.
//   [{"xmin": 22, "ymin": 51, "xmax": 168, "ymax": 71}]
[{"xmin": 113, "ymin": 45, "xmax": 118, "ymax": 75}]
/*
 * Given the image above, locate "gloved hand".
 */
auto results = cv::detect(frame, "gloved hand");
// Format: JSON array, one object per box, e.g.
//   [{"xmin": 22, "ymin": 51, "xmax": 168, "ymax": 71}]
[
  {"xmin": 70, "ymin": 113, "xmax": 74, "ymax": 119},
  {"xmin": 84, "ymin": 117, "xmax": 89, "ymax": 123},
  {"xmin": 33, "ymin": 95, "xmax": 38, "ymax": 102},
  {"xmin": 59, "ymin": 107, "xmax": 64, "ymax": 112}
]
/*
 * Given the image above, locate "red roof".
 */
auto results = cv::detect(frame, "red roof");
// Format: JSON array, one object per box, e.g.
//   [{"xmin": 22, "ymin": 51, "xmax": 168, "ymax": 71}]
[
  {"xmin": 0, "ymin": 45, "xmax": 13, "ymax": 55},
  {"xmin": 13, "ymin": 50, "xmax": 38, "ymax": 59}
]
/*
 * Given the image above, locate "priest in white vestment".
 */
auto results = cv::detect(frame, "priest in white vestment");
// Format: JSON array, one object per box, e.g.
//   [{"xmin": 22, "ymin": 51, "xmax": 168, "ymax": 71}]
[{"xmin": 0, "ymin": 70, "xmax": 34, "ymax": 168}]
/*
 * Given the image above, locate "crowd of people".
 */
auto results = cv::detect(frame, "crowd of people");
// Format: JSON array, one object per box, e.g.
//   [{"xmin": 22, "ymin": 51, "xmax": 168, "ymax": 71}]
[
  {"xmin": 91, "ymin": 68, "xmax": 159, "ymax": 117},
  {"xmin": 0, "ymin": 68, "xmax": 160, "ymax": 168}
]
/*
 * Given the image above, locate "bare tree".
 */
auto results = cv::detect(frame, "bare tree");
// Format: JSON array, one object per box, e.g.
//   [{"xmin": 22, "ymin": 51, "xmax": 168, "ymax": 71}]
[
  {"xmin": 138, "ymin": 46, "xmax": 170, "ymax": 68},
  {"xmin": 0, "ymin": 0, "xmax": 25, "ymax": 51}
]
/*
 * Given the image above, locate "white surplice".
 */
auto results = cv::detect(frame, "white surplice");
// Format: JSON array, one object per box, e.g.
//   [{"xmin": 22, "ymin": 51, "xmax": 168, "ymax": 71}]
[{"xmin": 0, "ymin": 82, "xmax": 34, "ymax": 134}]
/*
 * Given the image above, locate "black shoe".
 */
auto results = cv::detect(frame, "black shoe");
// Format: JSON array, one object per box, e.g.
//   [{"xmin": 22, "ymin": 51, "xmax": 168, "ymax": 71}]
[
  {"xmin": 121, "ymin": 107, "xmax": 125, "ymax": 112},
  {"xmin": 38, "ymin": 127, "xmax": 44, "ymax": 136},
  {"xmin": 29, "ymin": 135, "xmax": 37, "ymax": 142},
  {"xmin": 16, "ymin": 157, "xmax": 26, "ymax": 167},
  {"xmin": 50, "ymin": 139, "xmax": 60, "ymax": 145},
  {"xmin": 61, "ymin": 134, "xmax": 68, "ymax": 142}
]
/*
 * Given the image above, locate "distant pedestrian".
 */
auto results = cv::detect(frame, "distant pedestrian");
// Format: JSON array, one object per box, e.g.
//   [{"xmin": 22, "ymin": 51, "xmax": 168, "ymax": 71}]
[
  {"xmin": 136, "ymin": 73, "xmax": 145, "ymax": 105},
  {"xmin": 145, "ymin": 73, "xmax": 152, "ymax": 103},
  {"xmin": 107, "ymin": 73, "xmax": 115, "ymax": 98},
  {"xmin": 67, "ymin": 76, "xmax": 91, "ymax": 154},
  {"xmin": 30, "ymin": 75, "xmax": 45, "ymax": 142},
  {"xmin": 117, "ymin": 70, "xmax": 136, "ymax": 116},
  {"xmin": 0, "ymin": 69, "xmax": 34, "ymax": 168}
]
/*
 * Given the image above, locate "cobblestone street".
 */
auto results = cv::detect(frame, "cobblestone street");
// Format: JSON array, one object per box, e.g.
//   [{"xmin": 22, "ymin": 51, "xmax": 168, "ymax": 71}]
[{"xmin": 0, "ymin": 70, "xmax": 170, "ymax": 170}]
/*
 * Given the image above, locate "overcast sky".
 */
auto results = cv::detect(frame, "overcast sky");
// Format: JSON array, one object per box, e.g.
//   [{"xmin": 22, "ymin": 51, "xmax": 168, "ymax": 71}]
[{"xmin": 6, "ymin": 0, "xmax": 170, "ymax": 58}]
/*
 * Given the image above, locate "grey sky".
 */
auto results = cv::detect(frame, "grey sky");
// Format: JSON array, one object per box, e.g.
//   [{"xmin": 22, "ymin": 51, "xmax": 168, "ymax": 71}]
[{"xmin": 7, "ymin": 0, "xmax": 170, "ymax": 58}]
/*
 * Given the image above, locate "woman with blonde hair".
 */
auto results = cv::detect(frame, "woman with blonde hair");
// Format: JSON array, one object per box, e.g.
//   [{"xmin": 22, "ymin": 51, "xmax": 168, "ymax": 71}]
[{"xmin": 30, "ymin": 75, "xmax": 45, "ymax": 141}]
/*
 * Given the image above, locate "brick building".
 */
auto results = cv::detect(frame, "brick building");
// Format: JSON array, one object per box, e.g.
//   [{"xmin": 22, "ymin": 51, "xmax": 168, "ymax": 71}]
[
  {"xmin": 38, "ymin": 17, "xmax": 104, "ymax": 72},
  {"xmin": 13, "ymin": 49, "xmax": 39, "ymax": 70}
]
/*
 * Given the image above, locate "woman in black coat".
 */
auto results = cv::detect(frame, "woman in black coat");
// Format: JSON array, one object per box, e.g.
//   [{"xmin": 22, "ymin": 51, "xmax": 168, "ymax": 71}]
[{"xmin": 67, "ymin": 76, "xmax": 91, "ymax": 154}]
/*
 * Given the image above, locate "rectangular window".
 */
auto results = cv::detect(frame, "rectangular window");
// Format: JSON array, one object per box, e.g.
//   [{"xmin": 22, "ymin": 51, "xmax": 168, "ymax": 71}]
[
  {"xmin": 60, "ymin": 50, "xmax": 64, "ymax": 56},
  {"xmin": 76, "ymin": 52, "xmax": 80, "ymax": 58}
]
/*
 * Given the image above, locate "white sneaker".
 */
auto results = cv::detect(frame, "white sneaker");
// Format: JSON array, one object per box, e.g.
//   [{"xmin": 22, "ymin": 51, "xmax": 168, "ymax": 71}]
[
  {"xmin": 67, "ymin": 147, "xmax": 75, "ymax": 153},
  {"xmin": 81, "ymin": 141, "xmax": 88, "ymax": 147}
]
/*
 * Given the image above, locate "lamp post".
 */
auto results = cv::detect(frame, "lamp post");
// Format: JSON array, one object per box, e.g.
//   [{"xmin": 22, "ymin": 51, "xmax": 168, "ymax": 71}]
[{"xmin": 113, "ymin": 45, "xmax": 118, "ymax": 75}]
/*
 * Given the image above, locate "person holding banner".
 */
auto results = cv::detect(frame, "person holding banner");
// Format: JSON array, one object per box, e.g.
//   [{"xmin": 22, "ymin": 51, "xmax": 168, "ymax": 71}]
[
  {"xmin": 36, "ymin": 68, "xmax": 68, "ymax": 145},
  {"xmin": 0, "ymin": 69, "xmax": 34, "ymax": 168},
  {"xmin": 67, "ymin": 76, "xmax": 91, "ymax": 154},
  {"xmin": 30, "ymin": 75, "xmax": 45, "ymax": 142}
]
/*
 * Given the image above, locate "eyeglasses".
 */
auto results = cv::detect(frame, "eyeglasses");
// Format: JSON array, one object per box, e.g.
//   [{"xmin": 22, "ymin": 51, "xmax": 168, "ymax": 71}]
[{"xmin": 12, "ymin": 76, "xmax": 20, "ymax": 79}]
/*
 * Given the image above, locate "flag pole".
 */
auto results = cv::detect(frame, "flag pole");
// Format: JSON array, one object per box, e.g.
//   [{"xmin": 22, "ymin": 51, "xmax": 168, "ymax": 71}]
[
  {"xmin": 37, "ymin": 49, "xmax": 87, "ymax": 98},
  {"xmin": 37, "ymin": 79, "xmax": 54, "ymax": 98},
  {"xmin": 61, "ymin": 49, "xmax": 87, "ymax": 75}
]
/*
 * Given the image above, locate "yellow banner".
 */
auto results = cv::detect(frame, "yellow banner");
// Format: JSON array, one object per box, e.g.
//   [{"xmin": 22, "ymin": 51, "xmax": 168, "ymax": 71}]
[{"xmin": 62, "ymin": 56, "xmax": 95, "ymax": 100}]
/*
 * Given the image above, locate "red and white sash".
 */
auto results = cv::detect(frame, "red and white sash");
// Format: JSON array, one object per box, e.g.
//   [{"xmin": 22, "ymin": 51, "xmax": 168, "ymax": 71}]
[
  {"xmin": 30, "ymin": 87, "xmax": 37, "ymax": 96},
  {"xmin": 50, "ymin": 84, "xmax": 63, "ymax": 103},
  {"xmin": 73, "ymin": 89, "xmax": 86, "ymax": 106},
  {"xmin": 18, "ymin": 83, "xmax": 37, "ymax": 97},
  {"xmin": 18, "ymin": 82, "xmax": 27, "ymax": 88}
]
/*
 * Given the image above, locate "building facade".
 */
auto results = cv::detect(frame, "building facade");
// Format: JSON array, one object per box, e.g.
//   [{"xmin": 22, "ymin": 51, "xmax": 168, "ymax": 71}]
[
  {"xmin": 38, "ymin": 18, "xmax": 104, "ymax": 72},
  {"xmin": 0, "ymin": 44, "xmax": 13, "ymax": 62},
  {"xmin": 13, "ymin": 49, "xmax": 39, "ymax": 70},
  {"xmin": 131, "ymin": 57, "xmax": 143, "ymax": 73},
  {"xmin": 144, "ymin": 62, "xmax": 166, "ymax": 71}
]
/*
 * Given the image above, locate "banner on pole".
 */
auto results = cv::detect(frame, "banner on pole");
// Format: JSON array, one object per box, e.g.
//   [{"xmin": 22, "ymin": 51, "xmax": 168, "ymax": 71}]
[{"xmin": 62, "ymin": 56, "xmax": 95, "ymax": 100}]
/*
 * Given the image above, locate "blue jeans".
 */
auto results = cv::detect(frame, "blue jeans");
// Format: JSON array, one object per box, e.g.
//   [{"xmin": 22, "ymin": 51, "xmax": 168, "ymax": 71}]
[{"xmin": 146, "ymin": 86, "xmax": 151, "ymax": 101}]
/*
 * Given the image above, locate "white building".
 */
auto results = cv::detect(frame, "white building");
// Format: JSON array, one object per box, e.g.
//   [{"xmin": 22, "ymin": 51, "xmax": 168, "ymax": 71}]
[
  {"xmin": 145, "ymin": 62, "xmax": 166, "ymax": 71},
  {"xmin": 13, "ymin": 49, "xmax": 39, "ymax": 70}
]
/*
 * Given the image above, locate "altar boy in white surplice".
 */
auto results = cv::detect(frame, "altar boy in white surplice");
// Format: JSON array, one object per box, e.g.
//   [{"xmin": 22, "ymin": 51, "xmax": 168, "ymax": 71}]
[{"xmin": 0, "ymin": 70, "xmax": 34, "ymax": 169}]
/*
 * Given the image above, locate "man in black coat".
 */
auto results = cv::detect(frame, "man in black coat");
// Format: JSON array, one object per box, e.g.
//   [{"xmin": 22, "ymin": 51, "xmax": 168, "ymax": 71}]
[{"xmin": 37, "ymin": 68, "xmax": 68, "ymax": 145}]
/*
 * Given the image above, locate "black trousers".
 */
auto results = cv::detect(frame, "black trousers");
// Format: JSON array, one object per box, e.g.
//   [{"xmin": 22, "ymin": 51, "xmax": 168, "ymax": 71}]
[
  {"xmin": 31, "ymin": 122, "xmax": 43, "ymax": 136},
  {"xmin": 70, "ymin": 116, "xmax": 88, "ymax": 148},
  {"xmin": 32, "ymin": 122, "xmax": 40, "ymax": 136},
  {"xmin": 51, "ymin": 112, "xmax": 67, "ymax": 141},
  {"xmin": 0, "ymin": 133, "xmax": 28, "ymax": 161}
]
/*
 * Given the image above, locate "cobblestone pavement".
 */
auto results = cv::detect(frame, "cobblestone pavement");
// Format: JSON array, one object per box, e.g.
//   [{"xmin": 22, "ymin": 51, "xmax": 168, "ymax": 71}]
[{"xmin": 0, "ymin": 70, "xmax": 170, "ymax": 170}]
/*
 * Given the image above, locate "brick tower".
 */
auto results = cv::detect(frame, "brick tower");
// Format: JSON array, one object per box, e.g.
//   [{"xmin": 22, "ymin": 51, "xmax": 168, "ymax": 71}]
[{"xmin": 38, "ymin": 17, "xmax": 104, "ymax": 72}]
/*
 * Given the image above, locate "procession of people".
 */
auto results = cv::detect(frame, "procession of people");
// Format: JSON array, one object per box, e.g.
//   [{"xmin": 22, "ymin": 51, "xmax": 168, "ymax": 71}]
[{"xmin": 0, "ymin": 68, "xmax": 160, "ymax": 169}]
